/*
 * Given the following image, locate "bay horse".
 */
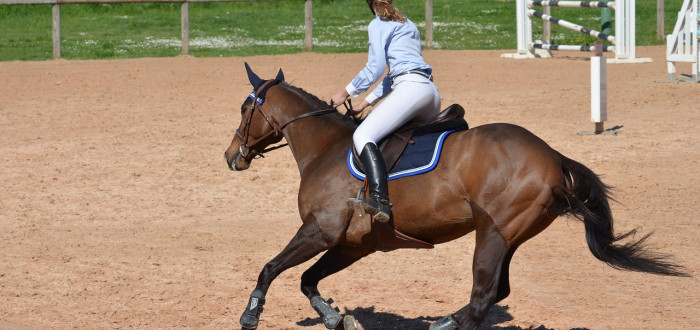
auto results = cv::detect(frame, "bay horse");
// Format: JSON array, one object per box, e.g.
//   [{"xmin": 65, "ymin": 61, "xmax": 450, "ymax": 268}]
[{"xmin": 224, "ymin": 64, "xmax": 687, "ymax": 330}]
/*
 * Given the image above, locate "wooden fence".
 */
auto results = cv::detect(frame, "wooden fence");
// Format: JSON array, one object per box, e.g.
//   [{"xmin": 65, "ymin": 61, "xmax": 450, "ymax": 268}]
[{"xmin": 0, "ymin": 0, "xmax": 436, "ymax": 59}]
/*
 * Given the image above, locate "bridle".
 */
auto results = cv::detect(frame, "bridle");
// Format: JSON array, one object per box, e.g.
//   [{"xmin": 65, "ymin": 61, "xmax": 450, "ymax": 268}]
[{"xmin": 234, "ymin": 79, "xmax": 349, "ymax": 160}]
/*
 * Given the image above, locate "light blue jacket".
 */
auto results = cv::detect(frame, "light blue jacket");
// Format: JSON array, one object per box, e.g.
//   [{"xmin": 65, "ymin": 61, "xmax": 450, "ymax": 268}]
[{"xmin": 346, "ymin": 16, "xmax": 431, "ymax": 105}]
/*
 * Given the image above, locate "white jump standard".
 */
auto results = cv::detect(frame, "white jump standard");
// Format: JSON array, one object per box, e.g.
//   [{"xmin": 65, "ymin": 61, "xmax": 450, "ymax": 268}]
[
  {"xmin": 503, "ymin": 0, "xmax": 650, "ymax": 62},
  {"xmin": 666, "ymin": 0, "xmax": 699, "ymax": 81}
]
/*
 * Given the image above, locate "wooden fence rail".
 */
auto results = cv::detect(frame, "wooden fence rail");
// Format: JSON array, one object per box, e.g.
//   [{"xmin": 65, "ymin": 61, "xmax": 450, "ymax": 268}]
[
  {"xmin": 0, "ymin": 0, "xmax": 313, "ymax": 59},
  {"xmin": 0, "ymin": 0, "xmax": 435, "ymax": 60}
]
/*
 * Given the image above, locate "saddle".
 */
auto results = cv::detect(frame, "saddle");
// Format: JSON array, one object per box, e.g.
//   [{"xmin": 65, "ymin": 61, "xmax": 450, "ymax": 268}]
[{"xmin": 352, "ymin": 103, "xmax": 469, "ymax": 172}]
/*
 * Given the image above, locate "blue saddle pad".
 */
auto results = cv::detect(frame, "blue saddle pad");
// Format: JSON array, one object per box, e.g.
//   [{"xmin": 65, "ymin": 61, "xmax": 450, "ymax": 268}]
[{"xmin": 347, "ymin": 130, "xmax": 458, "ymax": 181}]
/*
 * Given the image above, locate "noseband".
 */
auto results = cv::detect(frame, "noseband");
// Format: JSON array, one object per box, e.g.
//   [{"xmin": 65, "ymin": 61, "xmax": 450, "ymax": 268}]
[{"xmin": 234, "ymin": 79, "xmax": 340, "ymax": 159}]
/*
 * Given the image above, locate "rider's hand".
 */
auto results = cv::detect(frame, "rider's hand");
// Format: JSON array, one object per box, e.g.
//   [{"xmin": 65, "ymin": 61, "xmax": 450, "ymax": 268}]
[
  {"xmin": 348, "ymin": 100, "xmax": 370, "ymax": 117},
  {"xmin": 331, "ymin": 90, "xmax": 350, "ymax": 108},
  {"xmin": 346, "ymin": 108, "xmax": 363, "ymax": 117}
]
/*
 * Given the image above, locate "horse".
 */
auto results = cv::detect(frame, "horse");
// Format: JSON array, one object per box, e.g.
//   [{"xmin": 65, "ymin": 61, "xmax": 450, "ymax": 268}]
[{"xmin": 223, "ymin": 64, "xmax": 688, "ymax": 330}]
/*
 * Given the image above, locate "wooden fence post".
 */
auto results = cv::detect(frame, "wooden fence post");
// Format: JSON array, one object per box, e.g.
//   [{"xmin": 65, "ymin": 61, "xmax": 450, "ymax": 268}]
[
  {"xmin": 305, "ymin": 0, "xmax": 312, "ymax": 51},
  {"xmin": 52, "ymin": 3, "xmax": 60, "ymax": 59},
  {"xmin": 181, "ymin": 1, "xmax": 189, "ymax": 55},
  {"xmin": 656, "ymin": 0, "xmax": 664, "ymax": 40},
  {"xmin": 425, "ymin": 0, "xmax": 433, "ymax": 48}
]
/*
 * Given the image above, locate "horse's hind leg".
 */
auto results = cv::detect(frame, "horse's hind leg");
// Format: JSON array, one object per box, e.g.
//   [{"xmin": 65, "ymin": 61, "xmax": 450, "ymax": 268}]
[
  {"xmin": 301, "ymin": 245, "xmax": 374, "ymax": 329},
  {"xmin": 431, "ymin": 205, "xmax": 510, "ymax": 330},
  {"xmin": 495, "ymin": 247, "xmax": 518, "ymax": 303},
  {"xmin": 240, "ymin": 221, "xmax": 334, "ymax": 329}
]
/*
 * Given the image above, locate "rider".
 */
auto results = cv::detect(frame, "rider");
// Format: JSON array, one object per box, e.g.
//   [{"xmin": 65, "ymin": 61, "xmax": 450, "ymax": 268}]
[{"xmin": 331, "ymin": 0, "xmax": 441, "ymax": 223}]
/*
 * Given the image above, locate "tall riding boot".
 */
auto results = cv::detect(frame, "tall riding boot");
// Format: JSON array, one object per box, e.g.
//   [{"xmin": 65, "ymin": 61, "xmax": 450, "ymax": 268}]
[{"xmin": 358, "ymin": 143, "xmax": 392, "ymax": 222}]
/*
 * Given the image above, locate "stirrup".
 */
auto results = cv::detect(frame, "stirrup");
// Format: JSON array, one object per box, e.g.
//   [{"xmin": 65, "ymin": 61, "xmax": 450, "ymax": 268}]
[
  {"xmin": 364, "ymin": 198, "xmax": 391, "ymax": 223},
  {"xmin": 346, "ymin": 199, "xmax": 391, "ymax": 223},
  {"xmin": 366, "ymin": 192, "xmax": 392, "ymax": 223},
  {"xmin": 346, "ymin": 188, "xmax": 391, "ymax": 223}
]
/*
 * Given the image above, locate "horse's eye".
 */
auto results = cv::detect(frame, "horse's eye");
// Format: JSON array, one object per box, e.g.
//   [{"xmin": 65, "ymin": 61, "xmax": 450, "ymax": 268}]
[{"xmin": 241, "ymin": 97, "xmax": 253, "ymax": 115}]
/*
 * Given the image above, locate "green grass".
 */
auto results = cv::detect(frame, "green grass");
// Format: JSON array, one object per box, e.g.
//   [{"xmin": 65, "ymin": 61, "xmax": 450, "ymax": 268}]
[{"xmin": 0, "ymin": 0, "xmax": 687, "ymax": 61}]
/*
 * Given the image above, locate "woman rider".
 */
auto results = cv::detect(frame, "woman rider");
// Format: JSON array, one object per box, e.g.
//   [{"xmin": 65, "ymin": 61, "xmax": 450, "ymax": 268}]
[{"xmin": 331, "ymin": 0, "xmax": 441, "ymax": 223}]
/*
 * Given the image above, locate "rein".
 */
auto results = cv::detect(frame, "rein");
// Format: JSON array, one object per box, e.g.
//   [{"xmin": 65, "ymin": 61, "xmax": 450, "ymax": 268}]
[{"xmin": 235, "ymin": 79, "xmax": 342, "ymax": 158}]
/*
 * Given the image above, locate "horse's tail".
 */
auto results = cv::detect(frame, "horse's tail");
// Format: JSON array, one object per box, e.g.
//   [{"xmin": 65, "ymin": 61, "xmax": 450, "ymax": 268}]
[{"xmin": 553, "ymin": 155, "xmax": 689, "ymax": 277}]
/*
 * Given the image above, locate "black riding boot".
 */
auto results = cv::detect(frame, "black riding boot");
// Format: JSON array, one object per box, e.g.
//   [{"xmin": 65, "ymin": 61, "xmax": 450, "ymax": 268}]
[{"xmin": 357, "ymin": 143, "xmax": 392, "ymax": 222}]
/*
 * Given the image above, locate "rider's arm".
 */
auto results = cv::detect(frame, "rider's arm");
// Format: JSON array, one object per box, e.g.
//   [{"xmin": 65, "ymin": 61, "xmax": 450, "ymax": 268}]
[
  {"xmin": 346, "ymin": 18, "xmax": 389, "ymax": 98},
  {"xmin": 364, "ymin": 76, "xmax": 392, "ymax": 106}
]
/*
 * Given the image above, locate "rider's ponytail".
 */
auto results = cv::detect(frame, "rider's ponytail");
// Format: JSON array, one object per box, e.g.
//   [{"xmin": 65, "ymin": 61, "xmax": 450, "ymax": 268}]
[{"xmin": 373, "ymin": 0, "xmax": 407, "ymax": 23}]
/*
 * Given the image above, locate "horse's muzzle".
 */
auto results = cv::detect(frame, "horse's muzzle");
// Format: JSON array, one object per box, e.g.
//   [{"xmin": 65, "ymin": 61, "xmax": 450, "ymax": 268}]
[{"xmin": 224, "ymin": 146, "xmax": 250, "ymax": 171}]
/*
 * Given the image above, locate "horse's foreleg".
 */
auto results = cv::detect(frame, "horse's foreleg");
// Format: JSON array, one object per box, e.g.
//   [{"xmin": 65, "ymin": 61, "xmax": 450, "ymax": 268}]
[
  {"xmin": 300, "ymin": 245, "xmax": 374, "ymax": 329},
  {"xmin": 240, "ymin": 221, "xmax": 333, "ymax": 330},
  {"xmin": 431, "ymin": 205, "xmax": 510, "ymax": 330}
]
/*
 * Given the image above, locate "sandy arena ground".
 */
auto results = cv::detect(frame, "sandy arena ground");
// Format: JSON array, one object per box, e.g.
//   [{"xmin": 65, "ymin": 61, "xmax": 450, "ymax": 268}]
[{"xmin": 1, "ymin": 46, "xmax": 699, "ymax": 329}]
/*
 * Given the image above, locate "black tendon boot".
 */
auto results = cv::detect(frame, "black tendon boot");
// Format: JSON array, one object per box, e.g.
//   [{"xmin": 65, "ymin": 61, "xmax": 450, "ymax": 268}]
[{"xmin": 358, "ymin": 143, "xmax": 392, "ymax": 222}]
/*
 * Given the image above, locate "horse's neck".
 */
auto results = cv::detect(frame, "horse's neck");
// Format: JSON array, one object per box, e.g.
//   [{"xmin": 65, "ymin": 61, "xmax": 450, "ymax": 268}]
[
  {"xmin": 283, "ymin": 112, "xmax": 353, "ymax": 176},
  {"xmin": 274, "ymin": 88, "xmax": 354, "ymax": 175}
]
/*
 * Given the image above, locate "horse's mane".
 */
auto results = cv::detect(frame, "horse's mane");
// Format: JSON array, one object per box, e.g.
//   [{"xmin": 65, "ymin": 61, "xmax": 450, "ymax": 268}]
[{"xmin": 281, "ymin": 82, "xmax": 362, "ymax": 126}]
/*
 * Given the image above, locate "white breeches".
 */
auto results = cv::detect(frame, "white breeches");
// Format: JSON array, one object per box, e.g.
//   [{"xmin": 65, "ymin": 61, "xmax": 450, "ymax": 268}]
[{"xmin": 353, "ymin": 74, "xmax": 441, "ymax": 154}]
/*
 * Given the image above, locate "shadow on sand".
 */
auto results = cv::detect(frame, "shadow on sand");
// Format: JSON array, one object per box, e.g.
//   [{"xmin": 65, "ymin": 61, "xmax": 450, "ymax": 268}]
[{"xmin": 298, "ymin": 304, "xmax": 588, "ymax": 329}]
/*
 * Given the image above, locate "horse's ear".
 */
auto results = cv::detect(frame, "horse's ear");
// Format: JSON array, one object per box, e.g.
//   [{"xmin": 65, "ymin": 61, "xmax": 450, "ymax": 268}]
[
  {"xmin": 275, "ymin": 68, "xmax": 285, "ymax": 82},
  {"xmin": 244, "ymin": 62, "xmax": 264, "ymax": 90}
]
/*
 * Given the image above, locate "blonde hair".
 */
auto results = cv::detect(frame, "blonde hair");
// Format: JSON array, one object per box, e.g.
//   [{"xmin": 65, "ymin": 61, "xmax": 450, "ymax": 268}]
[{"xmin": 373, "ymin": 0, "xmax": 407, "ymax": 23}]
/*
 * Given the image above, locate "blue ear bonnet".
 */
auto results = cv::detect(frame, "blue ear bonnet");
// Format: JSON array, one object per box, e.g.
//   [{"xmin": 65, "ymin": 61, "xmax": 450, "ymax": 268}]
[
  {"xmin": 244, "ymin": 62, "xmax": 285, "ymax": 105},
  {"xmin": 247, "ymin": 92, "xmax": 265, "ymax": 105}
]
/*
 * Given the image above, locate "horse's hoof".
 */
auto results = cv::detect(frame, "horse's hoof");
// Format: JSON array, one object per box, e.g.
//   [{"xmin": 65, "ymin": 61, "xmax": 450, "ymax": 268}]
[
  {"xmin": 310, "ymin": 296, "xmax": 342, "ymax": 329},
  {"xmin": 240, "ymin": 290, "xmax": 265, "ymax": 329},
  {"xmin": 429, "ymin": 315, "xmax": 459, "ymax": 330},
  {"xmin": 342, "ymin": 315, "xmax": 364, "ymax": 330},
  {"xmin": 239, "ymin": 314, "xmax": 259, "ymax": 329}
]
